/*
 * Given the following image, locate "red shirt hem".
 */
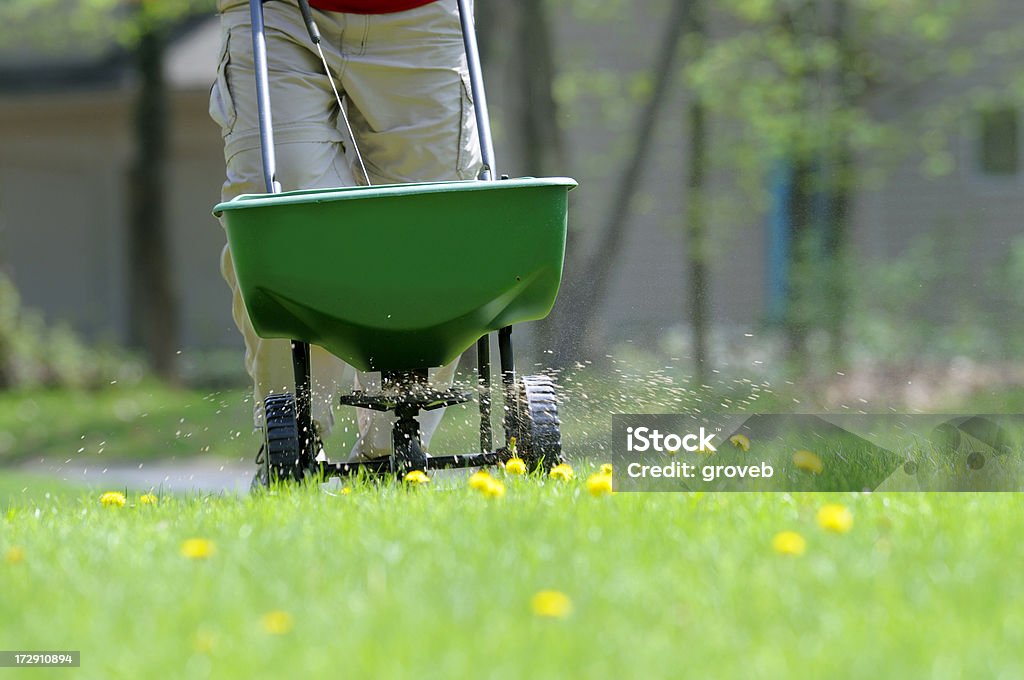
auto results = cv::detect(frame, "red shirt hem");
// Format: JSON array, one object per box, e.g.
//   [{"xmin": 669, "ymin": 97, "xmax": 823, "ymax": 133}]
[{"xmin": 307, "ymin": 0, "xmax": 438, "ymax": 14}]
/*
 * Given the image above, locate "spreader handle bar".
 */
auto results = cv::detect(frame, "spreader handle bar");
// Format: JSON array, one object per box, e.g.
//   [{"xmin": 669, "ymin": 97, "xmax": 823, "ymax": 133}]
[
  {"xmin": 456, "ymin": 0, "xmax": 497, "ymax": 181},
  {"xmin": 297, "ymin": 0, "xmax": 322, "ymax": 44},
  {"xmin": 249, "ymin": 0, "xmax": 280, "ymax": 194},
  {"xmin": 253, "ymin": 0, "xmax": 490, "ymax": 188},
  {"xmin": 249, "ymin": 0, "xmax": 315, "ymax": 462},
  {"xmin": 458, "ymin": 0, "xmax": 500, "ymax": 449}
]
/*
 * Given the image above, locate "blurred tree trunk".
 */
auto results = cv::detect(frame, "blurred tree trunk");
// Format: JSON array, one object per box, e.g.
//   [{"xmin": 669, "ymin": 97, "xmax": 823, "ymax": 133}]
[
  {"xmin": 513, "ymin": 0, "xmax": 575, "ymax": 360},
  {"xmin": 517, "ymin": 0, "xmax": 565, "ymax": 176},
  {"xmin": 127, "ymin": 23, "xmax": 179, "ymax": 382},
  {"xmin": 683, "ymin": 0, "xmax": 710, "ymax": 386},
  {"xmin": 785, "ymin": 159, "xmax": 814, "ymax": 375},
  {"xmin": 474, "ymin": 0, "xmax": 502, "ymax": 67},
  {"xmin": 824, "ymin": 0, "xmax": 854, "ymax": 368},
  {"xmin": 825, "ymin": 148, "xmax": 852, "ymax": 368},
  {"xmin": 785, "ymin": 0, "xmax": 854, "ymax": 374},
  {"xmin": 554, "ymin": 0, "xmax": 688, "ymax": 360},
  {"xmin": 778, "ymin": 1, "xmax": 815, "ymax": 376}
]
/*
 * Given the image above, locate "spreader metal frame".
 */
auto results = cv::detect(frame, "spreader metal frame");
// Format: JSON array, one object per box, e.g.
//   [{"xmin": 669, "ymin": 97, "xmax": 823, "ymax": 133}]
[{"xmin": 240, "ymin": 0, "xmax": 564, "ymax": 482}]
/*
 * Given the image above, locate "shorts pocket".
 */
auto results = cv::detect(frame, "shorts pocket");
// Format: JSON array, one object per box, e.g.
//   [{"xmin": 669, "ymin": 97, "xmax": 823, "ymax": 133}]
[{"xmin": 209, "ymin": 26, "xmax": 237, "ymax": 136}]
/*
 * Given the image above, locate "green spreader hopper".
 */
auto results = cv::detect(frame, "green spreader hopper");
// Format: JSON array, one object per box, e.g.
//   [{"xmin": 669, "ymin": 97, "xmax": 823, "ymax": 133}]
[
  {"xmin": 215, "ymin": 177, "xmax": 576, "ymax": 484},
  {"xmin": 215, "ymin": 178, "xmax": 576, "ymax": 373}
]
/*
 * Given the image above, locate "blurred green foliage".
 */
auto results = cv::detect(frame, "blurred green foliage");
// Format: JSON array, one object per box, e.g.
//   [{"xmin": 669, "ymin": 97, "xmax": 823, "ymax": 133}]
[
  {"xmin": 0, "ymin": 272, "xmax": 141, "ymax": 390},
  {"xmin": 848, "ymin": 233, "xmax": 1024, "ymax": 363},
  {"xmin": 677, "ymin": 0, "xmax": 1024, "ymax": 226},
  {"xmin": 0, "ymin": 0, "xmax": 215, "ymax": 47}
]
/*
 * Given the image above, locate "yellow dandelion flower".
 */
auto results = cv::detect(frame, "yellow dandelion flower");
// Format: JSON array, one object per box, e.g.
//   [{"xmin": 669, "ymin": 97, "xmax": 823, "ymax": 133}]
[
  {"xmin": 482, "ymin": 478, "xmax": 506, "ymax": 498},
  {"xmin": 341, "ymin": 487, "xmax": 352, "ymax": 495},
  {"xmin": 772, "ymin": 531, "xmax": 807, "ymax": 556},
  {"xmin": 793, "ymin": 450, "xmax": 824, "ymax": 474},
  {"xmin": 180, "ymin": 538, "xmax": 216, "ymax": 560},
  {"xmin": 505, "ymin": 458, "xmax": 527, "ymax": 475},
  {"xmin": 139, "ymin": 493, "xmax": 158, "ymax": 506},
  {"xmin": 508, "ymin": 436, "xmax": 518, "ymax": 456},
  {"xmin": 468, "ymin": 469, "xmax": 493, "ymax": 490},
  {"xmin": 817, "ymin": 504, "xmax": 854, "ymax": 533},
  {"xmin": 666, "ymin": 446, "xmax": 680, "ymax": 456},
  {"xmin": 531, "ymin": 590, "xmax": 572, "ymax": 619},
  {"xmin": 549, "ymin": 463, "xmax": 574, "ymax": 481},
  {"xmin": 403, "ymin": 470, "xmax": 430, "ymax": 485},
  {"xmin": 100, "ymin": 491, "xmax": 126, "ymax": 508},
  {"xmin": 586, "ymin": 472, "xmax": 613, "ymax": 497},
  {"xmin": 260, "ymin": 610, "xmax": 294, "ymax": 635},
  {"xmin": 193, "ymin": 630, "xmax": 217, "ymax": 654},
  {"xmin": 4, "ymin": 547, "xmax": 25, "ymax": 564},
  {"xmin": 729, "ymin": 434, "xmax": 750, "ymax": 452},
  {"xmin": 600, "ymin": 463, "xmax": 613, "ymax": 475}
]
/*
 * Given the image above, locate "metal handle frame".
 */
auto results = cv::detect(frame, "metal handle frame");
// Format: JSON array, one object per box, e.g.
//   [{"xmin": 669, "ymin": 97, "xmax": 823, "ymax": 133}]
[
  {"xmin": 249, "ymin": 0, "xmax": 315, "ymax": 467},
  {"xmin": 247, "ymin": 0, "xmax": 511, "ymax": 458},
  {"xmin": 249, "ymin": 0, "xmax": 281, "ymax": 194},
  {"xmin": 455, "ymin": 0, "xmax": 497, "ymax": 182},
  {"xmin": 455, "ymin": 0, "xmax": 513, "ymax": 453}
]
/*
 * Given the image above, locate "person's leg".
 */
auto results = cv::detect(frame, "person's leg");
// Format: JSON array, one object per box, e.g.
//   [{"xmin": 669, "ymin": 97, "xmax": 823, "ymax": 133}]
[
  {"xmin": 338, "ymin": 0, "xmax": 484, "ymax": 458},
  {"xmin": 211, "ymin": 3, "xmax": 356, "ymax": 431},
  {"xmin": 340, "ymin": 0, "xmax": 481, "ymax": 185},
  {"xmin": 218, "ymin": 153, "xmax": 353, "ymax": 433}
]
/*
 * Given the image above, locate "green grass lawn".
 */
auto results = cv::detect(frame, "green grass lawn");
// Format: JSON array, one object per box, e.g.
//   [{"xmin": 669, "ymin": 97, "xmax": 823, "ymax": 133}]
[
  {"xmin": 2, "ymin": 374, "xmax": 1023, "ymax": 678},
  {"xmin": 1, "ymin": 477, "xmax": 1022, "ymax": 679},
  {"xmin": 0, "ymin": 383, "xmax": 258, "ymax": 467},
  {"xmin": 3, "ymin": 372, "xmax": 1022, "ymax": 677},
  {"xmin": 0, "ymin": 472, "xmax": 81, "ymax": 507}
]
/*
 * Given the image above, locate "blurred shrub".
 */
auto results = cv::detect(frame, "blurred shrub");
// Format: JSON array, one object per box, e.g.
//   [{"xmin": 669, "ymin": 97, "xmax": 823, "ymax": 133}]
[
  {"xmin": 177, "ymin": 348, "xmax": 248, "ymax": 389},
  {"xmin": 0, "ymin": 272, "xmax": 143, "ymax": 390},
  {"xmin": 847, "ymin": 234, "xmax": 1024, "ymax": 364}
]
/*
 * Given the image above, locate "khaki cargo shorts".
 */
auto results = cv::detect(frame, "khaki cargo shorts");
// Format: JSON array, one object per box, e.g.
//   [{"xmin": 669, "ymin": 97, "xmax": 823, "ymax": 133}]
[{"xmin": 209, "ymin": 0, "xmax": 482, "ymax": 457}]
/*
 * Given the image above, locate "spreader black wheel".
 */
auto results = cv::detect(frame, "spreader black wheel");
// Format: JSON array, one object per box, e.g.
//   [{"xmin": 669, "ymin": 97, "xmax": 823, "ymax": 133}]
[
  {"xmin": 515, "ymin": 375, "xmax": 563, "ymax": 471},
  {"xmin": 262, "ymin": 393, "xmax": 303, "ymax": 484}
]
